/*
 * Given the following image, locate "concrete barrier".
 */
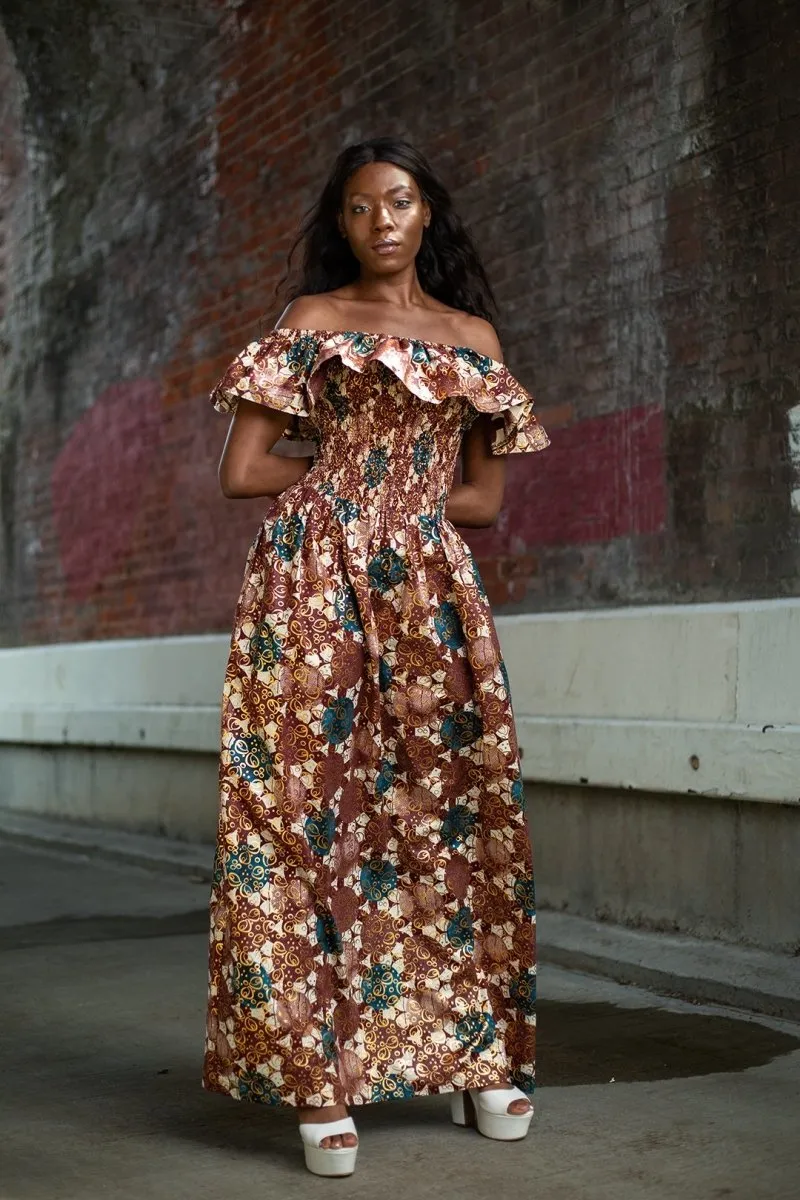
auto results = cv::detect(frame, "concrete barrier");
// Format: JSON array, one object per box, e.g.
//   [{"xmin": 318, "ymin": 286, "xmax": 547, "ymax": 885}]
[{"xmin": 1, "ymin": 600, "xmax": 798, "ymax": 950}]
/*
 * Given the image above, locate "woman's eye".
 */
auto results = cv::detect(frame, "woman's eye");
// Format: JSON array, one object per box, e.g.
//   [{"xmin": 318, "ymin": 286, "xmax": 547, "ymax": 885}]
[
  {"xmin": 395, "ymin": 199, "xmax": 411, "ymax": 208},
  {"xmin": 351, "ymin": 205, "xmax": 368, "ymax": 214}
]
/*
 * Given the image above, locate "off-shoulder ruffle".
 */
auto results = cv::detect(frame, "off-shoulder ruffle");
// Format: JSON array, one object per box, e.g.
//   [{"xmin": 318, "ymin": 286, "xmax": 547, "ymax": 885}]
[
  {"xmin": 210, "ymin": 331, "xmax": 320, "ymax": 442},
  {"xmin": 210, "ymin": 328, "xmax": 550, "ymax": 454}
]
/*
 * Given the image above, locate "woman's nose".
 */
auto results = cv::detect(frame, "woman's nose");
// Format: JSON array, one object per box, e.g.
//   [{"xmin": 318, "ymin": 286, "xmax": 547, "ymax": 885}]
[{"xmin": 372, "ymin": 207, "xmax": 394, "ymax": 231}]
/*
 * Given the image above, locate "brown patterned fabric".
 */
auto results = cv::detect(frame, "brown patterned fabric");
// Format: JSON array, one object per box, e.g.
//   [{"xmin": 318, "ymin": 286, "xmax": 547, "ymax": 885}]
[{"xmin": 203, "ymin": 328, "xmax": 548, "ymax": 1108}]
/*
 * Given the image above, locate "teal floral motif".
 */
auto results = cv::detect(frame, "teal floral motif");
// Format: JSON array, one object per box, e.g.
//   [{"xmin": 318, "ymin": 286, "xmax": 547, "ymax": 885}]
[
  {"xmin": 379, "ymin": 657, "xmax": 392, "ymax": 693},
  {"xmin": 364, "ymin": 446, "xmax": 389, "ymax": 488},
  {"xmin": 455, "ymin": 346, "xmax": 493, "ymax": 376},
  {"xmin": 372, "ymin": 1074, "xmax": 414, "ymax": 1102},
  {"xmin": 434, "ymin": 600, "xmax": 465, "ymax": 649},
  {"xmin": 514, "ymin": 872, "xmax": 536, "ymax": 916},
  {"xmin": 321, "ymin": 696, "xmax": 355, "ymax": 744},
  {"xmin": 238, "ymin": 1070, "xmax": 282, "ymax": 1105},
  {"xmin": 361, "ymin": 963, "xmax": 403, "ymax": 1011},
  {"xmin": 511, "ymin": 1067, "xmax": 536, "ymax": 1095},
  {"xmin": 335, "ymin": 583, "xmax": 362, "ymax": 634},
  {"xmin": 412, "ymin": 431, "xmax": 434, "ymax": 476},
  {"xmin": 232, "ymin": 959, "xmax": 273, "ymax": 1008},
  {"xmin": 467, "ymin": 550, "xmax": 489, "ymax": 601},
  {"xmin": 441, "ymin": 804, "xmax": 477, "ymax": 850},
  {"xmin": 375, "ymin": 758, "xmax": 395, "ymax": 796},
  {"xmin": 321, "ymin": 1021, "xmax": 337, "ymax": 1061},
  {"xmin": 441, "ymin": 708, "xmax": 483, "ymax": 751},
  {"xmin": 318, "ymin": 479, "xmax": 336, "ymax": 498},
  {"xmin": 345, "ymin": 332, "xmax": 378, "ymax": 356},
  {"xmin": 367, "ymin": 546, "xmax": 406, "ymax": 592},
  {"xmin": 446, "ymin": 905, "xmax": 474, "ymax": 951},
  {"xmin": 455, "ymin": 1011, "xmax": 496, "ymax": 1053},
  {"xmin": 249, "ymin": 620, "xmax": 282, "ymax": 672},
  {"xmin": 286, "ymin": 334, "xmax": 320, "ymax": 373},
  {"xmin": 360, "ymin": 857, "xmax": 397, "ymax": 902},
  {"xmin": 419, "ymin": 513, "xmax": 441, "ymax": 545},
  {"xmin": 510, "ymin": 968, "xmax": 537, "ymax": 1014},
  {"xmin": 230, "ymin": 734, "xmax": 273, "ymax": 784},
  {"xmin": 271, "ymin": 513, "xmax": 305, "ymax": 561},
  {"xmin": 226, "ymin": 844, "xmax": 271, "ymax": 894},
  {"xmin": 316, "ymin": 911, "xmax": 342, "ymax": 955},
  {"xmin": 305, "ymin": 808, "xmax": 336, "ymax": 856},
  {"xmin": 333, "ymin": 496, "xmax": 361, "ymax": 525},
  {"xmin": 410, "ymin": 340, "xmax": 432, "ymax": 365},
  {"xmin": 323, "ymin": 378, "xmax": 349, "ymax": 420},
  {"xmin": 510, "ymin": 773, "xmax": 524, "ymax": 807}
]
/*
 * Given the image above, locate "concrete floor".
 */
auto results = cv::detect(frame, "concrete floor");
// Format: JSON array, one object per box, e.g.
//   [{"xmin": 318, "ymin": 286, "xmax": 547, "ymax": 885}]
[{"xmin": 1, "ymin": 841, "xmax": 798, "ymax": 1200}]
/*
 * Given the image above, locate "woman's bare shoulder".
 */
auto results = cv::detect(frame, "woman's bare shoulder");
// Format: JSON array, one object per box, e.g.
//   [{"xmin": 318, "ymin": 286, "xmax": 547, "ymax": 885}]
[
  {"xmin": 454, "ymin": 312, "xmax": 503, "ymax": 361},
  {"xmin": 275, "ymin": 294, "xmax": 338, "ymax": 332}
]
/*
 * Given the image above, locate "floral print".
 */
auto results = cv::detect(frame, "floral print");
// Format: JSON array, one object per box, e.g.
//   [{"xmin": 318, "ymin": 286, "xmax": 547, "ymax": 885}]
[
  {"xmin": 204, "ymin": 328, "xmax": 548, "ymax": 1109},
  {"xmin": 412, "ymin": 430, "xmax": 434, "ymax": 475},
  {"xmin": 271, "ymin": 513, "xmax": 304, "ymax": 561}
]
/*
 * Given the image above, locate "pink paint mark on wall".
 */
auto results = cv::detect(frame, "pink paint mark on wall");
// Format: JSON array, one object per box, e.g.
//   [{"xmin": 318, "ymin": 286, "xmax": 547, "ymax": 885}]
[
  {"xmin": 470, "ymin": 404, "xmax": 667, "ymax": 555},
  {"xmin": 51, "ymin": 380, "xmax": 162, "ymax": 602}
]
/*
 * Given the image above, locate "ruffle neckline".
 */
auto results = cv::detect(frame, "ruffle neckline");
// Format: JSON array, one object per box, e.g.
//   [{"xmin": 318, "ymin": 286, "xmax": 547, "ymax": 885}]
[
  {"xmin": 275, "ymin": 326, "xmax": 505, "ymax": 359},
  {"xmin": 210, "ymin": 327, "xmax": 550, "ymax": 455}
]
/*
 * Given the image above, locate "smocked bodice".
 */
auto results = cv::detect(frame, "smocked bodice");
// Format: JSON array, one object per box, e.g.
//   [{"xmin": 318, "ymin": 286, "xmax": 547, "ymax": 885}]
[{"xmin": 301, "ymin": 358, "xmax": 474, "ymax": 520}]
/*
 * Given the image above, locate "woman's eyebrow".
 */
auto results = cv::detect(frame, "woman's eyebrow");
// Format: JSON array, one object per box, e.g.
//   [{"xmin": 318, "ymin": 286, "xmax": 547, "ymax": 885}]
[{"xmin": 348, "ymin": 184, "xmax": 414, "ymax": 200}]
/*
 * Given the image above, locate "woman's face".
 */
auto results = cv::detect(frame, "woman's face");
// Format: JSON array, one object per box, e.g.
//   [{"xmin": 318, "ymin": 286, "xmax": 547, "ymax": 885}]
[{"xmin": 339, "ymin": 161, "xmax": 431, "ymax": 275}]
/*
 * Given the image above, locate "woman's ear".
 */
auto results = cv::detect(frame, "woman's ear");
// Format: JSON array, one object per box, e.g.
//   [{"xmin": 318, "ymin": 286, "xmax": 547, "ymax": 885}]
[
  {"xmin": 423, "ymin": 201, "xmax": 431, "ymax": 229},
  {"xmin": 337, "ymin": 211, "xmax": 347, "ymax": 238}
]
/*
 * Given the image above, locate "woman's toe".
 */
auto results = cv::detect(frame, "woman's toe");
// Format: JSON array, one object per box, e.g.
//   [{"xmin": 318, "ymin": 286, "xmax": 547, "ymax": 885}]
[{"xmin": 508, "ymin": 1098, "xmax": 532, "ymax": 1115}]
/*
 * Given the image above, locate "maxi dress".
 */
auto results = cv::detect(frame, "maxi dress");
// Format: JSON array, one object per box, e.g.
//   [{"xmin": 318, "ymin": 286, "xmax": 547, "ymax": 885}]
[{"xmin": 203, "ymin": 328, "xmax": 550, "ymax": 1109}]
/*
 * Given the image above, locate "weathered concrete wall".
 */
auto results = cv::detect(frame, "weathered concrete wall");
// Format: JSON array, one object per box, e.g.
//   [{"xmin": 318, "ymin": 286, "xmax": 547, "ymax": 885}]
[
  {"xmin": 1, "ymin": 602, "xmax": 799, "ymax": 952},
  {"xmin": 1, "ymin": 0, "xmax": 799, "ymax": 647},
  {"xmin": 2, "ymin": 741, "xmax": 796, "ymax": 952},
  {"xmin": 527, "ymin": 782, "xmax": 800, "ymax": 955}
]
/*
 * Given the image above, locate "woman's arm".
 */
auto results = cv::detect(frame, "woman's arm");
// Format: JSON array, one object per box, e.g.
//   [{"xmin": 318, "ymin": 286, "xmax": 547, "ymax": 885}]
[
  {"xmin": 219, "ymin": 296, "xmax": 336, "ymax": 499},
  {"xmin": 218, "ymin": 398, "xmax": 313, "ymax": 499},
  {"xmin": 444, "ymin": 315, "xmax": 507, "ymax": 527},
  {"xmin": 444, "ymin": 413, "xmax": 506, "ymax": 527}
]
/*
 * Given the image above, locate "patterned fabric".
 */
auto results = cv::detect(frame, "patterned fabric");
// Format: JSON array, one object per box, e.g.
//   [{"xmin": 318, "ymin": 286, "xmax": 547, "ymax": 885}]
[{"xmin": 204, "ymin": 328, "xmax": 547, "ymax": 1109}]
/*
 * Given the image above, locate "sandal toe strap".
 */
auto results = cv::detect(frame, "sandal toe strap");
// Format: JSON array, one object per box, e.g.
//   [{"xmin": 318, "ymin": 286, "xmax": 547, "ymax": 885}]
[
  {"xmin": 474, "ymin": 1087, "xmax": 533, "ymax": 1114},
  {"xmin": 299, "ymin": 1116, "xmax": 358, "ymax": 1148}
]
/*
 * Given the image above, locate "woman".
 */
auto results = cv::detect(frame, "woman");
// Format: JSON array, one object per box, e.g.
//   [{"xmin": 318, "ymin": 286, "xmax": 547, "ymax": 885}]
[{"xmin": 204, "ymin": 137, "xmax": 549, "ymax": 1177}]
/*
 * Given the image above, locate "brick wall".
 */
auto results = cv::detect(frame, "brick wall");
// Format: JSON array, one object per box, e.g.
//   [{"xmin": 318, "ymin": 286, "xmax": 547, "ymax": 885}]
[{"xmin": 0, "ymin": 0, "xmax": 798, "ymax": 646}]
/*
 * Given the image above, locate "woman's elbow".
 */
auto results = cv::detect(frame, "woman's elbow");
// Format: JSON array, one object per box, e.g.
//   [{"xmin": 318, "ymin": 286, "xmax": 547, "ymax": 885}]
[
  {"xmin": 476, "ymin": 490, "xmax": 504, "ymax": 527},
  {"xmin": 459, "ymin": 503, "xmax": 502, "ymax": 529},
  {"xmin": 476, "ymin": 506, "xmax": 501, "ymax": 528},
  {"xmin": 218, "ymin": 462, "xmax": 248, "ymax": 498}
]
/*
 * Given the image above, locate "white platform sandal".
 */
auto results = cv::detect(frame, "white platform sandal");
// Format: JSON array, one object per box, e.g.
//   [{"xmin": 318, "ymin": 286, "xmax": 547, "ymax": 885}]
[
  {"xmin": 298, "ymin": 1115, "xmax": 359, "ymax": 1177},
  {"xmin": 450, "ymin": 1086, "xmax": 534, "ymax": 1141}
]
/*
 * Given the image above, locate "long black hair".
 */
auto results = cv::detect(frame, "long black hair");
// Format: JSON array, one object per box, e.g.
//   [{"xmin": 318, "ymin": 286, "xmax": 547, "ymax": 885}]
[{"xmin": 279, "ymin": 138, "xmax": 496, "ymax": 321}]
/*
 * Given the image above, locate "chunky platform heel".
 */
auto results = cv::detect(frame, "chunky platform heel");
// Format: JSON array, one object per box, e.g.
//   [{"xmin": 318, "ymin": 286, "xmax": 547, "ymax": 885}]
[
  {"xmin": 450, "ymin": 1087, "xmax": 534, "ymax": 1141},
  {"xmin": 298, "ymin": 1116, "xmax": 358, "ymax": 1176}
]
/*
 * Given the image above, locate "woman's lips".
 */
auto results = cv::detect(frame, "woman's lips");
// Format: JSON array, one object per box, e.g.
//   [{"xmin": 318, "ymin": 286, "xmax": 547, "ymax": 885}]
[{"xmin": 373, "ymin": 241, "xmax": 399, "ymax": 256}]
